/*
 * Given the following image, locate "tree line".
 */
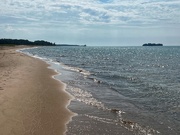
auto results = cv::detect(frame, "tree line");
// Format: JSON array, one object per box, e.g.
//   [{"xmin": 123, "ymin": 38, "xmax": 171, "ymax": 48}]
[
  {"xmin": 142, "ymin": 43, "xmax": 163, "ymax": 46},
  {"xmin": 0, "ymin": 38, "xmax": 56, "ymax": 46}
]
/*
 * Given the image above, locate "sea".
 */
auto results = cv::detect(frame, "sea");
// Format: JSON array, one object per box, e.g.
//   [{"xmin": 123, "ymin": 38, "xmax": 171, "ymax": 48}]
[{"xmin": 20, "ymin": 46, "xmax": 180, "ymax": 135}]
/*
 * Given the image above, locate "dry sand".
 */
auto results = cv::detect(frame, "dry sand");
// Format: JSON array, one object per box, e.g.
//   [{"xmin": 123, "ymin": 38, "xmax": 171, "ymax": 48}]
[{"xmin": 0, "ymin": 46, "xmax": 74, "ymax": 135}]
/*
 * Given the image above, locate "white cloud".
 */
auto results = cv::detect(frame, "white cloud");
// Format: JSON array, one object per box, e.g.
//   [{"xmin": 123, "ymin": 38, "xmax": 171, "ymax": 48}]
[
  {"xmin": 5, "ymin": 25, "xmax": 15, "ymax": 32},
  {"xmin": 0, "ymin": 0, "xmax": 180, "ymax": 26},
  {"xmin": 0, "ymin": 0, "xmax": 180, "ymax": 45}
]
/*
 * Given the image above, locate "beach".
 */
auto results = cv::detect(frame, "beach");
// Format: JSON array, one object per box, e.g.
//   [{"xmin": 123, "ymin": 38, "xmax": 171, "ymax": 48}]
[{"xmin": 0, "ymin": 46, "xmax": 73, "ymax": 135}]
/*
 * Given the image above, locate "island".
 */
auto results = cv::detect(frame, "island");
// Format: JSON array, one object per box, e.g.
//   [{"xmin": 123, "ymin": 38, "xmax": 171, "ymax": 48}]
[{"xmin": 142, "ymin": 43, "xmax": 163, "ymax": 46}]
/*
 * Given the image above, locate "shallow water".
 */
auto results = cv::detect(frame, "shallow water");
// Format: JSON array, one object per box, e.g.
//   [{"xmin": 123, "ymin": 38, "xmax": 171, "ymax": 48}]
[{"xmin": 22, "ymin": 46, "xmax": 180, "ymax": 135}]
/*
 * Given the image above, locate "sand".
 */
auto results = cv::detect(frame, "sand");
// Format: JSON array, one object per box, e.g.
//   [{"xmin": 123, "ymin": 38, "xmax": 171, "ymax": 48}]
[{"xmin": 0, "ymin": 46, "xmax": 74, "ymax": 135}]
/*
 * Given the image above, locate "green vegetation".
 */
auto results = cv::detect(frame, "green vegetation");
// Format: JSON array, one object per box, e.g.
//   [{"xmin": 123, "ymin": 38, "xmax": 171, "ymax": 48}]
[
  {"xmin": 0, "ymin": 39, "xmax": 56, "ymax": 46},
  {"xmin": 143, "ymin": 43, "xmax": 163, "ymax": 46}
]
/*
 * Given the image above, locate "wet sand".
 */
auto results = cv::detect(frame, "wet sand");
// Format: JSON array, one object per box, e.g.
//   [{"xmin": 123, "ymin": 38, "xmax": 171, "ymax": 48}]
[{"xmin": 0, "ymin": 46, "xmax": 74, "ymax": 135}]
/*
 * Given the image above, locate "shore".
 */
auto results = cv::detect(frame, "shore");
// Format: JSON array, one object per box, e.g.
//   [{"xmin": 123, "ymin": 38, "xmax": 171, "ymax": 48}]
[{"xmin": 0, "ymin": 46, "xmax": 74, "ymax": 135}]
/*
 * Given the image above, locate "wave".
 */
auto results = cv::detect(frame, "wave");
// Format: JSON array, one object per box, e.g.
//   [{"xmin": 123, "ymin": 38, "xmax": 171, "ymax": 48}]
[
  {"xmin": 67, "ymin": 85, "xmax": 108, "ymax": 110},
  {"xmin": 84, "ymin": 114, "xmax": 160, "ymax": 135},
  {"xmin": 66, "ymin": 85, "xmax": 159, "ymax": 134},
  {"xmin": 65, "ymin": 76, "xmax": 161, "ymax": 135},
  {"xmin": 17, "ymin": 47, "xmax": 49, "ymax": 61},
  {"xmin": 88, "ymin": 77, "xmax": 102, "ymax": 84},
  {"xmin": 60, "ymin": 63, "xmax": 91, "ymax": 76}
]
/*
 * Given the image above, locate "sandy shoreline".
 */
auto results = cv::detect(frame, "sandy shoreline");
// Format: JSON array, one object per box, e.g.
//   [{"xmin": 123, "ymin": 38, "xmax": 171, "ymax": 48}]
[{"xmin": 0, "ymin": 46, "xmax": 74, "ymax": 135}]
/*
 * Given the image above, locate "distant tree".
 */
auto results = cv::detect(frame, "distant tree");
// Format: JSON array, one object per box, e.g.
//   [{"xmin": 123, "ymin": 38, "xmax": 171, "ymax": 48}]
[
  {"xmin": 142, "ymin": 43, "xmax": 163, "ymax": 46},
  {"xmin": 0, "ymin": 38, "xmax": 56, "ymax": 46}
]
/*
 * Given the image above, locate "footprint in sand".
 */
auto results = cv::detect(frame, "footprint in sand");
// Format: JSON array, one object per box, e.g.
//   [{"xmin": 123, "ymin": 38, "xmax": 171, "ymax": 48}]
[{"xmin": 0, "ymin": 87, "xmax": 4, "ymax": 90}]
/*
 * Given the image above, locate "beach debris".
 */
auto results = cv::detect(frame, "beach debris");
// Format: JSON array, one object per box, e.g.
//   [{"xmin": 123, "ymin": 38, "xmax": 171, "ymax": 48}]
[
  {"xmin": 111, "ymin": 108, "xmax": 120, "ymax": 113},
  {"xmin": 78, "ymin": 69, "xmax": 83, "ymax": 72},
  {"xmin": 110, "ymin": 108, "xmax": 125, "ymax": 114},
  {"xmin": 93, "ymin": 78, "xmax": 102, "ymax": 83}
]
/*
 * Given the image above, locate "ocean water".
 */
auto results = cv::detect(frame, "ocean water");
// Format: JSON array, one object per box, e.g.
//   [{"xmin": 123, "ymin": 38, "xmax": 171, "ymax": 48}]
[{"xmin": 21, "ymin": 46, "xmax": 180, "ymax": 135}]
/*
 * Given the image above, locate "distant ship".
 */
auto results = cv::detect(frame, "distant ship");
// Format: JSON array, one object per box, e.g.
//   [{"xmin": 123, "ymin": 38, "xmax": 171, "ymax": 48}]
[{"xmin": 143, "ymin": 43, "xmax": 163, "ymax": 46}]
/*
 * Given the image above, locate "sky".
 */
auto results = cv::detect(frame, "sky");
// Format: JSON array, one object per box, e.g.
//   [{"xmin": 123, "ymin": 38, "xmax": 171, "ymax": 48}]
[{"xmin": 0, "ymin": 0, "xmax": 180, "ymax": 46}]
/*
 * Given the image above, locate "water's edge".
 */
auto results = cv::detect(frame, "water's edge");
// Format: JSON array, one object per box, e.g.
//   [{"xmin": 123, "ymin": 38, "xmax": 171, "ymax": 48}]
[{"xmin": 17, "ymin": 47, "xmax": 76, "ymax": 135}]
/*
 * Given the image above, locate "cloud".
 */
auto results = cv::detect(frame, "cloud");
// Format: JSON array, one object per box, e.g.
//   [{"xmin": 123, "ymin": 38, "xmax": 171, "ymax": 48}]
[
  {"xmin": 0, "ymin": 0, "xmax": 180, "ymax": 24},
  {"xmin": 0, "ymin": 0, "xmax": 180, "ymax": 27},
  {"xmin": 0, "ymin": 0, "xmax": 180, "ymax": 46},
  {"xmin": 4, "ymin": 25, "xmax": 15, "ymax": 32}
]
